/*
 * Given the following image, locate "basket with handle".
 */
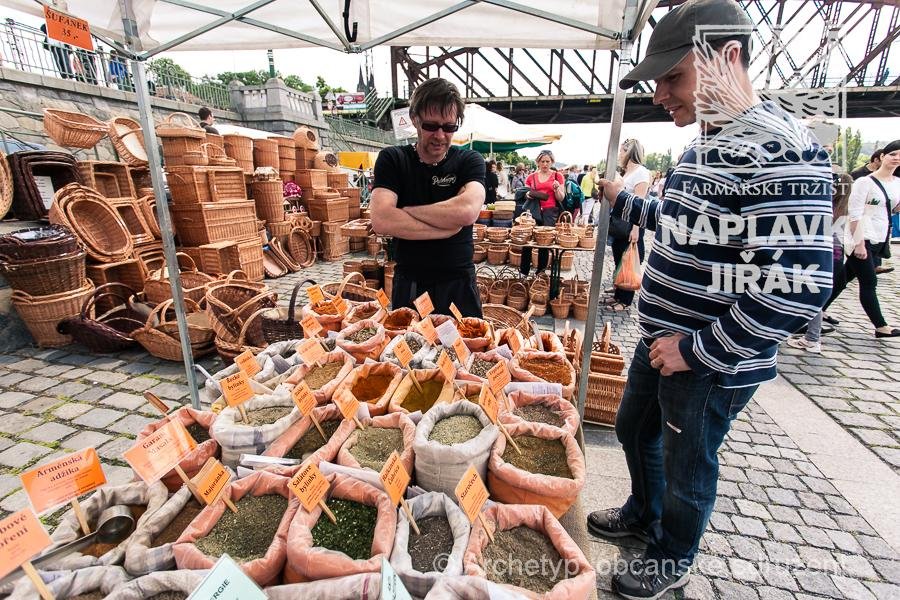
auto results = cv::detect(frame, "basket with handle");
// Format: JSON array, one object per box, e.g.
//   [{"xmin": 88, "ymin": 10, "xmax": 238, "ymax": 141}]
[
  {"xmin": 556, "ymin": 210, "xmax": 574, "ymax": 231},
  {"xmin": 214, "ymin": 307, "xmax": 270, "ymax": 363},
  {"xmin": 472, "ymin": 223, "xmax": 487, "ymax": 241},
  {"xmin": 43, "ymin": 109, "xmax": 106, "ymax": 148},
  {"xmin": 507, "ymin": 244, "xmax": 523, "ymax": 267},
  {"xmin": 156, "ymin": 113, "xmax": 205, "ymax": 165},
  {"xmin": 153, "ymin": 297, "xmax": 215, "ymax": 347},
  {"xmin": 579, "ymin": 225, "xmax": 596, "ymax": 248},
  {"xmin": 487, "ymin": 243, "xmax": 508, "ymax": 265},
  {"xmin": 572, "ymin": 293, "xmax": 589, "ymax": 320},
  {"xmin": 260, "ymin": 279, "xmax": 316, "ymax": 343},
  {"xmin": 533, "ymin": 226, "xmax": 556, "ymax": 246},
  {"xmin": 481, "ymin": 303, "xmax": 533, "ymax": 338},
  {"xmin": 488, "ymin": 279, "xmax": 509, "ymax": 304},
  {"xmin": 201, "ymin": 143, "xmax": 236, "ymax": 167},
  {"xmin": 133, "ymin": 298, "xmax": 215, "ymax": 361},
  {"xmin": 472, "ymin": 243, "xmax": 487, "ymax": 263},
  {"xmin": 558, "ymin": 231, "xmax": 579, "ymax": 248},
  {"xmin": 585, "ymin": 373, "xmax": 627, "ymax": 425},
  {"xmin": 550, "ymin": 296, "xmax": 571, "ymax": 319},
  {"xmin": 591, "ymin": 322, "xmax": 625, "ymax": 375},
  {"xmin": 11, "ymin": 279, "xmax": 95, "ymax": 348},
  {"xmin": 322, "ymin": 271, "xmax": 379, "ymax": 303},
  {"xmin": 143, "ymin": 252, "xmax": 215, "ymax": 305},
  {"xmin": 56, "ymin": 283, "xmax": 145, "ymax": 353},
  {"xmin": 507, "ymin": 281, "xmax": 528, "ymax": 311},
  {"xmin": 529, "ymin": 274, "xmax": 550, "ymax": 305},
  {"xmin": 486, "ymin": 227, "xmax": 508, "ymax": 243},
  {"xmin": 204, "ymin": 274, "xmax": 277, "ymax": 343},
  {"xmin": 107, "ymin": 116, "xmax": 148, "ymax": 166}
]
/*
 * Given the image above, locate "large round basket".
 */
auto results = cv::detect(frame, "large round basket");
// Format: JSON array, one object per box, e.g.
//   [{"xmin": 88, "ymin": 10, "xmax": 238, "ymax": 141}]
[
  {"xmin": 482, "ymin": 303, "xmax": 533, "ymax": 337},
  {"xmin": 11, "ymin": 280, "xmax": 95, "ymax": 348},
  {"xmin": 43, "ymin": 109, "xmax": 106, "ymax": 148}
]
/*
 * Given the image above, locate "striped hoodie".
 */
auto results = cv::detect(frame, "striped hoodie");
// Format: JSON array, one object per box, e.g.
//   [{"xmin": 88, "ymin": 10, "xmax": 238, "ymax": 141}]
[{"xmin": 615, "ymin": 101, "xmax": 834, "ymax": 387}]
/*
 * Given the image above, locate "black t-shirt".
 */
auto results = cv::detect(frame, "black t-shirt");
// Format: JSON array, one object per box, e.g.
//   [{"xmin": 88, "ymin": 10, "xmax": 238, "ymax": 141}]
[
  {"xmin": 201, "ymin": 122, "xmax": 220, "ymax": 135},
  {"xmin": 850, "ymin": 166, "xmax": 873, "ymax": 181},
  {"xmin": 373, "ymin": 145, "xmax": 485, "ymax": 280}
]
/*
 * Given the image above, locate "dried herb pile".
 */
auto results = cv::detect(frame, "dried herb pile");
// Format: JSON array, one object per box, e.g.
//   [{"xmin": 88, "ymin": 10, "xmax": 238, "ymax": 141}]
[
  {"xmin": 483, "ymin": 525, "xmax": 568, "ymax": 592},
  {"xmin": 401, "ymin": 379, "xmax": 444, "ymax": 413},
  {"xmin": 195, "ymin": 494, "xmax": 288, "ymax": 562},
  {"xmin": 428, "ymin": 415, "xmax": 483, "ymax": 445},
  {"xmin": 346, "ymin": 326, "xmax": 378, "ymax": 343},
  {"xmin": 513, "ymin": 404, "xmax": 565, "ymax": 428},
  {"xmin": 469, "ymin": 358, "xmax": 496, "ymax": 378},
  {"xmin": 186, "ymin": 422, "xmax": 211, "ymax": 444},
  {"xmin": 502, "ymin": 435, "xmax": 573, "ymax": 479},
  {"xmin": 408, "ymin": 516, "xmax": 454, "ymax": 573},
  {"xmin": 518, "ymin": 358, "xmax": 572, "ymax": 386},
  {"xmin": 242, "ymin": 406, "xmax": 292, "ymax": 427},
  {"xmin": 310, "ymin": 498, "xmax": 377, "ymax": 560},
  {"xmin": 352, "ymin": 373, "xmax": 394, "ymax": 403},
  {"xmin": 348, "ymin": 427, "xmax": 403, "ymax": 471},
  {"xmin": 304, "ymin": 362, "xmax": 343, "ymax": 390},
  {"xmin": 150, "ymin": 500, "xmax": 204, "ymax": 547},
  {"xmin": 286, "ymin": 419, "xmax": 341, "ymax": 460}
]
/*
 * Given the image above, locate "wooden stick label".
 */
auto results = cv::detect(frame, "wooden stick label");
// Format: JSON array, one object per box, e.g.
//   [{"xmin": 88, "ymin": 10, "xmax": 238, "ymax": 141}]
[
  {"xmin": 478, "ymin": 385, "xmax": 499, "ymax": 424},
  {"xmin": 376, "ymin": 289, "xmax": 390, "ymax": 309},
  {"xmin": 487, "ymin": 361, "xmax": 511, "ymax": 396},
  {"xmin": 0, "ymin": 509, "xmax": 52, "ymax": 579},
  {"xmin": 291, "ymin": 380, "xmax": 317, "ymax": 416},
  {"xmin": 298, "ymin": 337, "xmax": 327, "ymax": 366},
  {"xmin": 507, "ymin": 331, "xmax": 522, "ymax": 355},
  {"xmin": 193, "ymin": 458, "xmax": 232, "ymax": 506},
  {"xmin": 333, "ymin": 296, "xmax": 348, "ymax": 315},
  {"xmin": 451, "ymin": 337, "xmax": 471, "ymax": 366},
  {"xmin": 288, "ymin": 462, "xmax": 330, "ymax": 513},
  {"xmin": 379, "ymin": 451, "xmax": 410, "ymax": 507},
  {"xmin": 415, "ymin": 317, "xmax": 438, "ymax": 345},
  {"xmin": 19, "ymin": 448, "xmax": 106, "ymax": 515},
  {"xmin": 301, "ymin": 314, "xmax": 323, "ymax": 338},
  {"xmin": 306, "ymin": 284, "xmax": 325, "ymax": 305},
  {"xmin": 449, "ymin": 302, "xmax": 464, "ymax": 322},
  {"xmin": 414, "ymin": 292, "xmax": 434, "ymax": 319},
  {"xmin": 221, "ymin": 371, "xmax": 254, "ymax": 407},
  {"xmin": 436, "ymin": 350, "xmax": 456, "ymax": 383},
  {"xmin": 393, "ymin": 338, "xmax": 414, "ymax": 368},
  {"xmin": 234, "ymin": 350, "xmax": 261, "ymax": 378},
  {"xmin": 334, "ymin": 390, "xmax": 361, "ymax": 421},
  {"xmin": 123, "ymin": 419, "xmax": 197, "ymax": 484},
  {"xmin": 143, "ymin": 391, "xmax": 169, "ymax": 415},
  {"xmin": 455, "ymin": 465, "xmax": 489, "ymax": 525}
]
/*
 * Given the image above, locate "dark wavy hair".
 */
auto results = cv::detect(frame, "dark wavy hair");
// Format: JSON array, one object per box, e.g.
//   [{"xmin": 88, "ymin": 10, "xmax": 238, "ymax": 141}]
[{"xmin": 409, "ymin": 78, "xmax": 466, "ymax": 125}]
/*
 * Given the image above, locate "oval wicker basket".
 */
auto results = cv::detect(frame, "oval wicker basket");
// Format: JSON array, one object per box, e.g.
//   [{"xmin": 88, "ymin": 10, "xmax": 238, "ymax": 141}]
[
  {"xmin": 155, "ymin": 112, "xmax": 205, "ymax": 139},
  {"xmin": 482, "ymin": 303, "xmax": 533, "ymax": 337},
  {"xmin": 11, "ymin": 279, "xmax": 95, "ymax": 348},
  {"xmin": 50, "ymin": 184, "xmax": 133, "ymax": 262},
  {"xmin": 293, "ymin": 126, "xmax": 320, "ymax": 150},
  {"xmin": 43, "ymin": 109, "xmax": 106, "ymax": 149},
  {"xmin": 534, "ymin": 227, "xmax": 556, "ymax": 246},
  {"xmin": 287, "ymin": 227, "xmax": 316, "ymax": 268},
  {"xmin": 486, "ymin": 227, "xmax": 508, "ymax": 243},
  {"xmin": 107, "ymin": 117, "xmax": 148, "ymax": 166},
  {"xmin": 558, "ymin": 232, "xmax": 579, "ymax": 248},
  {"xmin": 143, "ymin": 253, "xmax": 214, "ymax": 305},
  {"xmin": 487, "ymin": 243, "xmax": 508, "ymax": 265}
]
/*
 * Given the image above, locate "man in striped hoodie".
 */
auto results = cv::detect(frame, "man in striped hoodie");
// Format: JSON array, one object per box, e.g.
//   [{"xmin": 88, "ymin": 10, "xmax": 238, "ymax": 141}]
[{"xmin": 588, "ymin": 1, "xmax": 834, "ymax": 598}]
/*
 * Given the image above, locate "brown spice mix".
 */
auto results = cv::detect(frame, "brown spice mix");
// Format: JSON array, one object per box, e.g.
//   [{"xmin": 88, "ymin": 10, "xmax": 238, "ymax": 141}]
[
  {"xmin": 303, "ymin": 362, "xmax": 343, "ymax": 390},
  {"xmin": 501, "ymin": 434, "xmax": 573, "ymax": 479},
  {"xmin": 518, "ymin": 357, "xmax": 572, "ymax": 385},
  {"xmin": 352, "ymin": 372, "xmax": 395, "ymax": 403}
]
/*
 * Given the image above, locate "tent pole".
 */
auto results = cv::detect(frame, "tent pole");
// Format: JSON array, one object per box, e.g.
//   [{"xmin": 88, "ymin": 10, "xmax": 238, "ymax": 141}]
[
  {"xmin": 121, "ymin": 0, "xmax": 202, "ymax": 409},
  {"xmin": 574, "ymin": 3, "xmax": 638, "ymax": 423}
]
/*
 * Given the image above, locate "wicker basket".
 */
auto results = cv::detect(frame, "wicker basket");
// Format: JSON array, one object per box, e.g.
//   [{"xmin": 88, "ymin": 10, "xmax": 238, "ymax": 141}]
[
  {"xmin": 133, "ymin": 298, "xmax": 215, "ymax": 361},
  {"xmin": 507, "ymin": 281, "xmax": 528, "ymax": 311},
  {"xmin": 0, "ymin": 250, "xmax": 86, "ymax": 296},
  {"xmin": 558, "ymin": 232, "xmax": 579, "ymax": 248},
  {"xmin": 107, "ymin": 117, "xmax": 148, "ymax": 167},
  {"xmin": 108, "ymin": 198, "xmax": 155, "ymax": 246},
  {"xmin": 534, "ymin": 227, "xmax": 556, "ymax": 246},
  {"xmin": 43, "ymin": 109, "xmax": 106, "ymax": 149},
  {"xmin": 572, "ymin": 294, "xmax": 589, "ymax": 320},
  {"xmin": 269, "ymin": 136, "xmax": 296, "ymax": 172},
  {"xmin": 295, "ymin": 147, "xmax": 317, "ymax": 169},
  {"xmin": 529, "ymin": 301, "xmax": 547, "ymax": 317},
  {"xmin": 550, "ymin": 296, "xmax": 571, "ymax": 319},
  {"xmin": 0, "ymin": 151, "xmax": 11, "ymax": 220},
  {"xmin": 77, "ymin": 161, "xmax": 136, "ymax": 200},
  {"xmin": 251, "ymin": 139, "xmax": 279, "ymax": 170},
  {"xmin": 508, "ymin": 244, "xmax": 522, "ymax": 267},
  {"xmin": 472, "ymin": 223, "xmax": 487, "ymax": 242},
  {"xmin": 293, "ymin": 126, "xmax": 320, "ymax": 150},
  {"xmin": 287, "ymin": 227, "xmax": 316, "ymax": 267},
  {"xmin": 322, "ymin": 272, "xmax": 379, "ymax": 303},
  {"xmin": 214, "ymin": 307, "xmax": 270, "ymax": 363},
  {"xmin": 487, "ymin": 243, "xmax": 508, "ymax": 265},
  {"xmin": 268, "ymin": 220, "xmax": 293, "ymax": 240},
  {"xmin": 327, "ymin": 172, "xmax": 349, "ymax": 188},
  {"xmin": 85, "ymin": 259, "xmax": 146, "ymax": 295},
  {"xmin": 488, "ymin": 279, "xmax": 508, "ymax": 304},
  {"xmin": 0, "ymin": 224, "xmax": 79, "ymax": 261},
  {"xmin": 236, "ymin": 236, "xmax": 265, "ymax": 282},
  {"xmin": 204, "ymin": 276, "xmax": 276, "ymax": 344},
  {"xmin": 223, "ymin": 134, "xmax": 254, "ymax": 174},
  {"xmin": 260, "ymin": 279, "xmax": 313, "ymax": 343},
  {"xmin": 486, "ymin": 227, "xmax": 508, "ymax": 243},
  {"xmin": 579, "ymin": 225, "xmax": 596, "ymax": 249},
  {"xmin": 11, "ymin": 280, "xmax": 95, "ymax": 347},
  {"xmin": 295, "ymin": 169, "xmax": 327, "ymax": 189},
  {"xmin": 307, "ymin": 196, "xmax": 348, "ymax": 223},
  {"xmin": 560, "ymin": 251, "xmax": 574, "ymax": 271},
  {"xmin": 171, "ymin": 201, "xmax": 258, "ymax": 246},
  {"xmin": 143, "ymin": 252, "xmax": 214, "ymax": 305},
  {"xmin": 250, "ymin": 179, "xmax": 284, "ymax": 223},
  {"xmin": 57, "ymin": 283, "xmax": 144, "ymax": 353},
  {"xmin": 482, "ymin": 303, "xmax": 532, "ymax": 337},
  {"xmin": 313, "ymin": 151, "xmax": 339, "ymax": 171},
  {"xmin": 137, "ymin": 196, "xmax": 161, "ymax": 239},
  {"xmin": 202, "ymin": 143, "xmax": 237, "ymax": 167},
  {"xmin": 51, "ymin": 184, "xmax": 133, "ymax": 263},
  {"xmin": 585, "ymin": 373, "xmax": 627, "ymax": 425},
  {"xmin": 167, "ymin": 166, "xmax": 247, "ymax": 204},
  {"xmin": 156, "ymin": 113, "xmax": 205, "ymax": 166},
  {"xmin": 473, "ymin": 243, "xmax": 487, "ymax": 263}
]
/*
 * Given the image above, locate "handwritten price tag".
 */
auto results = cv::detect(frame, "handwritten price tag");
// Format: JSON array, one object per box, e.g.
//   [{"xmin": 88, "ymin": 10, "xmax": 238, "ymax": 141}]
[
  {"xmin": 452, "ymin": 337, "xmax": 471, "ymax": 366},
  {"xmin": 301, "ymin": 314, "xmax": 323, "ymax": 338},
  {"xmin": 306, "ymin": 285, "xmax": 325, "ymax": 305},
  {"xmin": 0, "ymin": 508, "xmax": 52, "ymax": 579},
  {"xmin": 379, "ymin": 451, "xmax": 411, "ymax": 507},
  {"xmin": 298, "ymin": 337, "xmax": 327, "ymax": 365},
  {"xmin": 415, "ymin": 317, "xmax": 438, "ymax": 344},
  {"xmin": 291, "ymin": 380, "xmax": 317, "ymax": 415},
  {"xmin": 507, "ymin": 331, "xmax": 522, "ymax": 354},
  {"xmin": 288, "ymin": 461, "xmax": 330, "ymax": 513},
  {"xmin": 436, "ymin": 350, "xmax": 456, "ymax": 383},
  {"xmin": 235, "ymin": 350, "xmax": 261, "ymax": 378},
  {"xmin": 376, "ymin": 289, "xmax": 390, "ymax": 310},
  {"xmin": 221, "ymin": 371, "xmax": 254, "ymax": 407},
  {"xmin": 334, "ymin": 390, "xmax": 361, "ymax": 421},
  {"xmin": 393, "ymin": 338, "xmax": 414, "ymax": 368},
  {"xmin": 193, "ymin": 458, "xmax": 232, "ymax": 506},
  {"xmin": 333, "ymin": 296, "xmax": 348, "ymax": 315},
  {"xmin": 455, "ymin": 465, "xmax": 489, "ymax": 525},
  {"xmin": 414, "ymin": 292, "xmax": 434, "ymax": 318},
  {"xmin": 449, "ymin": 302, "xmax": 464, "ymax": 322},
  {"xmin": 478, "ymin": 385, "xmax": 499, "ymax": 424},
  {"xmin": 487, "ymin": 361, "xmax": 511, "ymax": 396},
  {"xmin": 123, "ymin": 419, "xmax": 197, "ymax": 484},
  {"xmin": 20, "ymin": 448, "xmax": 106, "ymax": 515}
]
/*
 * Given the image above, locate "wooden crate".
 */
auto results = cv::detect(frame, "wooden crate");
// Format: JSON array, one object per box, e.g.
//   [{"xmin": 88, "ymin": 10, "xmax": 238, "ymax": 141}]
[{"xmin": 235, "ymin": 236, "xmax": 264, "ymax": 281}]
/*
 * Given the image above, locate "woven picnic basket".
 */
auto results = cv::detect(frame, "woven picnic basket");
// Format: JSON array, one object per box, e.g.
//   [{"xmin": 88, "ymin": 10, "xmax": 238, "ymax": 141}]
[
  {"xmin": 133, "ymin": 298, "xmax": 215, "ymax": 361},
  {"xmin": 204, "ymin": 273, "xmax": 276, "ymax": 344},
  {"xmin": 57, "ymin": 283, "xmax": 144, "ymax": 353},
  {"xmin": 260, "ymin": 279, "xmax": 316, "ymax": 343},
  {"xmin": 43, "ymin": 108, "xmax": 106, "ymax": 148},
  {"xmin": 143, "ymin": 253, "xmax": 214, "ymax": 305},
  {"xmin": 156, "ymin": 113, "xmax": 205, "ymax": 165}
]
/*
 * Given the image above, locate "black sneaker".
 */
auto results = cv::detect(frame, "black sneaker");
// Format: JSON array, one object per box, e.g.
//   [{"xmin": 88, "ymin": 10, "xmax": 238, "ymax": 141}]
[
  {"xmin": 587, "ymin": 507, "xmax": 650, "ymax": 543},
  {"xmin": 612, "ymin": 560, "xmax": 690, "ymax": 600}
]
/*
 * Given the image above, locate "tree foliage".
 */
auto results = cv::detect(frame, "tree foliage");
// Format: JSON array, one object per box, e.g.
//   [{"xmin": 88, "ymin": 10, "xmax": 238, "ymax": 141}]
[
  {"xmin": 643, "ymin": 150, "xmax": 673, "ymax": 173},
  {"xmin": 489, "ymin": 150, "xmax": 535, "ymax": 169},
  {"xmin": 834, "ymin": 127, "xmax": 864, "ymax": 171},
  {"xmin": 315, "ymin": 75, "xmax": 348, "ymax": 99}
]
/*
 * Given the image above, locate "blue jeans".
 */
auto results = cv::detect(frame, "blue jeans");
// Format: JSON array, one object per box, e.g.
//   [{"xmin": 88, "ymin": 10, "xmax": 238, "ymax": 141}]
[{"xmin": 616, "ymin": 340, "xmax": 757, "ymax": 567}]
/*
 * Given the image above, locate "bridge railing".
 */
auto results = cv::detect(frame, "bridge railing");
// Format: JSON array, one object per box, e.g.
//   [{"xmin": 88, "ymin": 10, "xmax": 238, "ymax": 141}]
[{"xmin": 325, "ymin": 116, "xmax": 396, "ymax": 145}]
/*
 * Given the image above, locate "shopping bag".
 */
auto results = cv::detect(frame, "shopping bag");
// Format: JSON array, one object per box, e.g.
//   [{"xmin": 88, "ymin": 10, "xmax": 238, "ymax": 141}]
[{"xmin": 613, "ymin": 241, "xmax": 642, "ymax": 292}]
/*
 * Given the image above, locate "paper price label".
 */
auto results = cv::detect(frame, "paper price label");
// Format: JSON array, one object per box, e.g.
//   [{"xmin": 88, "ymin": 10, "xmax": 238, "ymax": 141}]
[
  {"xmin": 44, "ymin": 5, "xmax": 94, "ymax": 51},
  {"xmin": 0, "ymin": 509, "xmax": 52, "ymax": 579},
  {"xmin": 507, "ymin": 332, "xmax": 522, "ymax": 355},
  {"xmin": 221, "ymin": 371, "xmax": 254, "ymax": 407},
  {"xmin": 333, "ymin": 296, "xmax": 348, "ymax": 315},
  {"xmin": 288, "ymin": 461, "xmax": 330, "ymax": 513},
  {"xmin": 188, "ymin": 554, "xmax": 267, "ymax": 600},
  {"xmin": 452, "ymin": 337, "xmax": 471, "ymax": 366},
  {"xmin": 301, "ymin": 314, "xmax": 323, "ymax": 338},
  {"xmin": 382, "ymin": 557, "xmax": 414, "ymax": 600},
  {"xmin": 334, "ymin": 390, "xmax": 361, "ymax": 421},
  {"xmin": 449, "ymin": 302, "xmax": 464, "ymax": 322},
  {"xmin": 415, "ymin": 317, "xmax": 438, "ymax": 344},
  {"xmin": 414, "ymin": 292, "xmax": 434, "ymax": 318},
  {"xmin": 435, "ymin": 319, "xmax": 461, "ymax": 347},
  {"xmin": 193, "ymin": 458, "xmax": 232, "ymax": 506},
  {"xmin": 20, "ymin": 448, "xmax": 106, "ymax": 515},
  {"xmin": 436, "ymin": 350, "xmax": 456, "ymax": 383},
  {"xmin": 123, "ymin": 419, "xmax": 197, "ymax": 484},
  {"xmin": 487, "ymin": 361, "xmax": 511, "ymax": 396},
  {"xmin": 234, "ymin": 350, "xmax": 261, "ymax": 378},
  {"xmin": 298, "ymin": 337, "xmax": 327, "ymax": 365},
  {"xmin": 393, "ymin": 338, "xmax": 414, "ymax": 368},
  {"xmin": 379, "ymin": 451, "xmax": 411, "ymax": 507},
  {"xmin": 291, "ymin": 381, "xmax": 317, "ymax": 416},
  {"xmin": 306, "ymin": 284, "xmax": 325, "ymax": 306},
  {"xmin": 478, "ymin": 385, "xmax": 499, "ymax": 424},
  {"xmin": 376, "ymin": 289, "xmax": 390, "ymax": 310},
  {"xmin": 455, "ymin": 465, "xmax": 490, "ymax": 525}
]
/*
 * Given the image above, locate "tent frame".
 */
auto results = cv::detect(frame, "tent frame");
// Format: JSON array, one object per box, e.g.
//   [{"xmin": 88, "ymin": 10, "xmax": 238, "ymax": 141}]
[{"xmin": 113, "ymin": 0, "xmax": 656, "ymax": 413}]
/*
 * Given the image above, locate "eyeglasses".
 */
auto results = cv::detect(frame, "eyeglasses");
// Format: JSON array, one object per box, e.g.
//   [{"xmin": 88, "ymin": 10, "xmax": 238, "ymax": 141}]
[{"xmin": 420, "ymin": 121, "xmax": 459, "ymax": 133}]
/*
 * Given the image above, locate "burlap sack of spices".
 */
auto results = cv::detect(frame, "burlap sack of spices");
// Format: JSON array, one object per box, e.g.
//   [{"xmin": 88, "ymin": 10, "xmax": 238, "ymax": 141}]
[
  {"xmin": 381, "ymin": 331, "xmax": 437, "ymax": 369},
  {"xmin": 283, "ymin": 349, "xmax": 355, "ymax": 404},
  {"xmin": 486, "ymin": 420, "xmax": 585, "ymax": 518},
  {"xmin": 424, "ymin": 575, "xmax": 529, "ymax": 599},
  {"xmin": 335, "ymin": 318, "xmax": 389, "ymax": 363},
  {"xmin": 211, "ymin": 394, "xmax": 300, "ymax": 467},
  {"xmin": 387, "ymin": 368, "xmax": 454, "ymax": 416},
  {"xmin": 104, "ymin": 569, "xmax": 208, "ymax": 599},
  {"xmin": 135, "ymin": 406, "xmax": 218, "ymax": 492},
  {"xmin": 203, "ymin": 339, "xmax": 301, "ymax": 407},
  {"xmin": 283, "ymin": 473, "xmax": 396, "ymax": 583},
  {"xmin": 508, "ymin": 351, "xmax": 576, "ymax": 400},
  {"xmin": 42, "ymin": 481, "xmax": 169, "ymax": 570},
  {"xmin": 333, "ymin": 361, "xmax": 404, "ymax": 417},
  {"xmin": 262, "ymin": 404, "xmax": 357, "ymax": 476},
  {"xmin": 456, "ymin": 317, "xmax": 493, "ymax": 352},
  {"xmin": 500, "ymin": 390, "xmax": 580, "ymax": 437},
  {"xmin": 390, "ymin": 491, "xmax": 471, "ymax": 597},
  {"xmin": 8, "ymin": 566, "xmax": 130, "ymax": 600},
  {"xmin": 266, "ymin": 573, "xmax": 382, "ymax": 599},
  {"xmin": 341, "ymin": 300, "xmax": 387, "ymax": 330},
  {"xmin": 456, "ymin": 349, "xmax": 507, "ymax": 384},
  {"xmin": 124, "ymin": 485, "xmax": 196, "ymax": 575},
  {"xmin": 413, "ymin": 401, "xmax": 498, "ymax": 498},
  {"xmin": 336, "ymin": 412, "xmax": 416, "ymax": 475},
  {"xmin": 462, "ymin": 503, "xmax": 596, "ymax": 600},
  {"xmin": 381, "ymin": 307, "xmax": 420, "ymax": 339},
  {"xmin": 173, "ymin": 470, "xmax": 298, "ymax": 587}
]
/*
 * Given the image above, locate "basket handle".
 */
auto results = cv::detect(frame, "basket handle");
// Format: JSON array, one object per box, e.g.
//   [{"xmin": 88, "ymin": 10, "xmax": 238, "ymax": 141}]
[
  {"xmin": 336, "ymin": 272, "xmax": 366, "ymax": 298},
  {"xmin": 288, "ymin": 279, "xmax": 317, "ymax": 324},
  {"xmin": 149, "ymin": 297, "xmax": 203, "ymax": 328},
  {"xmin": 601, "ymin": 321, "xmax": 612, "ymax": 353},
  {"xmin": 82, "ymin": 283, "xmax": 136, "ymax": 319},
  {"xmin": 227, "ymin": 290, "xmax": 278, "ymax": 322},
  {"xmin": 165, "ymin": 112, "xmax": 199, "ymax": 128},
  {"xmin": 236, "ymin": 307, "xmax": 272, "ymax": 347},
  {"xmin": 201, "ymin": 143, "xmax": 226, "ymax": 158},
  {"xmin": 558, "ymin": 211, "xmax": 573, "ymax": 224}
]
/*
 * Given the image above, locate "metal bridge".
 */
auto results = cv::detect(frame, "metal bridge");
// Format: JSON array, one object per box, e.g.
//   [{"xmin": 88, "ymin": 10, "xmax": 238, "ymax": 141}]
[{"xmin": 389, "ymin": 0, "xmax": 900, "ymax": 123}]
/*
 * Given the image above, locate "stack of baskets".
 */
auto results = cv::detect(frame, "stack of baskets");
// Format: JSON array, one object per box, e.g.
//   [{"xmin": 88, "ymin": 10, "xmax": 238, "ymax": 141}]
[
  {"xmin": 585, "ymin": 323, "xmax": 627, "ymax": 425},
  {"xmin": 1, "ymin": 225, "xmax": 94, "ymax": 347}
]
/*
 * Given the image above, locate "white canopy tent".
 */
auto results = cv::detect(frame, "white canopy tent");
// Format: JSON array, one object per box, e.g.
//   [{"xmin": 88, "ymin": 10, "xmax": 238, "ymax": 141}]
[
  {"xmin": 2, "ymin": 0, "xmax": 657, "ymax": 414},
  {"xmin": 452, "ymin": 104, "xmax": 563, "ymax": 152}
]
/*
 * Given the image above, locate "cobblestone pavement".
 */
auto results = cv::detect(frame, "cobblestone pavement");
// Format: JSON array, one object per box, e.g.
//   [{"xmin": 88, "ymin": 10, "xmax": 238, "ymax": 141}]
[{"xmin": 0, "ymin": 248, "xmax": 898, "ymax": 600}]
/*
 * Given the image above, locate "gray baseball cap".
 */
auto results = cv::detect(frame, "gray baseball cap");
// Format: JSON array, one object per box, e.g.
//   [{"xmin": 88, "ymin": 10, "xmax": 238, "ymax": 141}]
[{"xmin": 620, "ymin": 0, "xmax": 752, "ymax": 89}]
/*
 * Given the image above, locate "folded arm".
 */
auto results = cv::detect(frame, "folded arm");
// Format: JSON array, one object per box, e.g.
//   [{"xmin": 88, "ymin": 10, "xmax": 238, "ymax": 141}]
[
  {"xmin": 402, "ymin": 181, "xmax": 485, "ymax": 229},
  {"xmin": 370, "ymin": 187, "xmax": 461, "ymax": 240}
]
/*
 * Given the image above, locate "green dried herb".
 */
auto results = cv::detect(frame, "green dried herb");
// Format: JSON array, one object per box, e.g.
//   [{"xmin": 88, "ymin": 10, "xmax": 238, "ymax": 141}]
[
  {"xmin": 348, "ymin": 427, "xmax": 403, "ymax": 471},
  {"xmin": 241, "ymin": 406, "xmax": 292, "ymax": 427},
  {"xmin": 347, "ymin": 327, "xmax": 377, "ymax": 343},
  {"xmin": 303, "ymin": 362, "xmax": 343, "ymax": 390},
  {"xmin": 501, "ymin": 435, "xmax": 572, "ymax": 479},
  {"xmin": 469, "ymin": 358, "xmax": 496, "ymax": 378},
  {"xmin": 311, "ymin": 498, "xmax": 377, "ymax": 560},
  {"xmin": 483, "ymin": 525, "xmax": 567, "ymax": 593},
  {"xmin": 195, "ymin": 494, "xmax": 288, "ymax": 562},
  {"xmin": 285, "ymin": 419, "xmax": 341, "ymax": 460},
  {"xmin": 428, "ymin": 415, "xmax": 483, "ymax": 445}
]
